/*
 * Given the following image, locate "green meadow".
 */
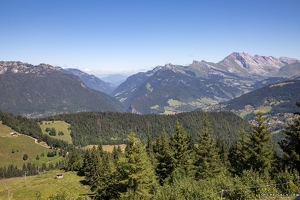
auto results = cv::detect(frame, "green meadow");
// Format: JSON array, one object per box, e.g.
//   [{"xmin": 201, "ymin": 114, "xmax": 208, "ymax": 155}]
[
  {"xmin": 0, "ymin": 170, "xmax": 92, "ymax": 200},
  {"xmin": 39, "ymin": 121, "xmax": 72, "ymax": 144},
  {"xmin": 0, "ymin": 122, "xmax": 61, "ymax": 168}
]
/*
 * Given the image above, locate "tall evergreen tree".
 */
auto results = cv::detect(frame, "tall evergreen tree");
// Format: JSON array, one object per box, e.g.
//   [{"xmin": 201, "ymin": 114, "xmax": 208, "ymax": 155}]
[
  {"xmin": 216, "ymin": 137, "xmax": 229, "ymax": 167},
  {"xmin": 66, "ymin": 148, "xmax": 83, "ymax": 171},
  {"xmin": 96, "ymin": 152, "xmax": 119, "ymax": 199},
  {"xmin": 229, "ymin": 127, "xmax": 251, "ymax": 176},
  {"xmin": 117, "ymin": 132, "xmax": 156, "ymax": 199},
  {"xmin": 248, "ymin": 112, "xmax": 273, "ymax": 174},
  {"xmin": 169, "ymin": 121, "xmax": 191, "ymax": 176},
  {"xmin": 194, "ymin": 113, "xmax": 221, "ymax": 180},
  {"xmin": 155, "ymin": 131, "xmax": 175, "ymax": 185},
  {"xmin": 112, "ymin": 145, "xmax": 120, "ymax": 164},
  {"xmin": 279, "ymin": 102, "xmax": 300, "ymax": 172},
  {"xmin": 82, "ymin": 146, "xmax": 102, "ymax": 191},
  {"xmin": 146, "ymin": 134, "xmax": 156, "ymax": 165}
]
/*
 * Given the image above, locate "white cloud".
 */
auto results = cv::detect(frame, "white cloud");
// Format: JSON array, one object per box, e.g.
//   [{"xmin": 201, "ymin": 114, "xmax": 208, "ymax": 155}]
[{"xmin": 82, "ymin": 68, "xmax": 92, "ymax": 72}]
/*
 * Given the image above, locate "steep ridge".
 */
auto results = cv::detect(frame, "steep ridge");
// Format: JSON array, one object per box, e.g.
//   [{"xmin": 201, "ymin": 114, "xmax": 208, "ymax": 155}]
[
  {"xmin": 59, "ymin": 68, "xmax": 115, "ymax": 94},
  {"xmin": 0, "ymin": 61, "xmax": 124, "ymax": 117}
]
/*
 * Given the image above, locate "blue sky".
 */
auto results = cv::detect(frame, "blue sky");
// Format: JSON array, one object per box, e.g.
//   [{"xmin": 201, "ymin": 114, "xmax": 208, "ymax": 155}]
[{"xmin": 1, "ymin": 0, "xmax": 299, "ymax": 75}]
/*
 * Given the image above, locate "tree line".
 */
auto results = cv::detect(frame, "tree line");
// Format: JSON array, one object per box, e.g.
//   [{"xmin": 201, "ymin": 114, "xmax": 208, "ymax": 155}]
[
  {"xmin": 44, "ymin": 111, "xmax": 250, "ymax": 146},
  {"xmin": 63, "ymin": 105, "xmax": 300, "ymax": 199},
  {"xmin": 0, "ymin": 161, "xmax": 63, "ymax": 179}
]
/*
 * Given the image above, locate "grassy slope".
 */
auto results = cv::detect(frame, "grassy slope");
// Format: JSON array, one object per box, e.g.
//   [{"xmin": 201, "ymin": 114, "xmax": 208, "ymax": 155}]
[
  {"xmin": 0, "ymin": 122, "xmax": 61, "ymax": 168},
  {"xmin": 39, "ymin": 121, "xmax": 72, "ymax": 144},
  {"xmin": 0, "ymin": 170, "xmax": 92, "ymax": 200}
]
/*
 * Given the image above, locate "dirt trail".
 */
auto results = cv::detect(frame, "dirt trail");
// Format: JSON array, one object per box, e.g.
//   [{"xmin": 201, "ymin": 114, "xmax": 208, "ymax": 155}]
[{"xmin": 27, "ymin": 135, "xmax": 50, "ymax": 149}]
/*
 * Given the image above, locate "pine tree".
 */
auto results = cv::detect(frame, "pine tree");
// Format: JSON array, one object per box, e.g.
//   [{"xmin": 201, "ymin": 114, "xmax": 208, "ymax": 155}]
[
  {"xmin": 248, "ymin": 112, "xmax": 273, "ymax": 174},
  {"xmin": 117, "ymin": 131, "xmax": 156, "ymax": 199},
  {"xmin": 229, "ymin": 127, "xmax": 251, "ymax": 176},
  {"xmin": 112, "ymin": 145, "xmax": 120, "ymax": 164},
  {"xmin": 194, "ymin": 114, "xmax": 221, "ymax": 180},
  {"xmin": 155, "ymin": 131, "xmax": 175, "ymax": 185},
  {"xmin": 279, "ymin": 102, "xmax": 300, "ymax": 172},
  {"xmin": 169, "ymin": 120, "xmax": 191, "ymax": 176},
  {"xmin": 146, "ymin": 134, "xmax": 156, "ymax": 165},
  {"xmin": 66, "ymin": 148, "xmax": 83, "ymax": 171},
  {"xmin": 216, "ymin": 137, "xmax": 229, "ymax": 167},
  {"xmin": 82, "ymin": 146, "xmax": 102, "ymax": 191},
  {"xmin": 96, "ymin": 152, "xmax": 119, "ymax": 199}
]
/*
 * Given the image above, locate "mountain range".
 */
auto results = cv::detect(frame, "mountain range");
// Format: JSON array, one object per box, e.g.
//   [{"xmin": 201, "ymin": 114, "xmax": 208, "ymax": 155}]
[
  {"xmin": 112, "ymin": 52, "xmax": 300, "ymax": 114},
  {"xmin": 0, "ymin": 52, "xmax": 299, "ymax": 117}
]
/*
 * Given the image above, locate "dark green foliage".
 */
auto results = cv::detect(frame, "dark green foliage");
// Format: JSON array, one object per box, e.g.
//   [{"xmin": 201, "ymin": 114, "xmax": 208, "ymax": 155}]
[
  {"xmin": 274, "ymin": 169, "xmax": 300, "ymax": 194},
  {"xmin": 279, "ymin": 102, "xmax": 300, "ymax": 172},
  {"xmin": 45, "ymin": 110, "xmax": 248, "ymax": 146},
  {"xmin": 248, "ymin": 112, "xmax": 274, "ymax": 174},
  {"xmin": 0, "ymin": 162, "xmax": 61, "ymax": 179},
  {"xmin": 215, "ymin": 137, "xmax": 229, "ymax": 167},
  {"xmin": 169, "ymin": 121, "xmax": 192, "ymax": 176},
  {"xmin": 58, "ymin": 131, "xmax": 64, "ymax": 136},
  {"xmin": 194, "ymin": 114, "xmax": 221, "ymax": 180},
  {"xmin": 87, "ymin": 147, "xmax": 103, "ymax": 191},
  {"xmin": 154, "ymin": 131, "xmax": 174, "ymax": 185},
  {"xmin": 66, "ymin": 148, "xmax": 82, "ymax": 171},
  {"xmin": 49, "ymin": 127, "xmax": 57, "ymax": 136},
  {"xmin": 82, "ymin": 146, "xmax": 119, "ymax": 199},
  {"xmin": 117, "ymin": 132, "xmax": 156, "ymax": 199},
  {"xmin": 229, "ymin": 113, "xmax": 274, "ymax": 175},
  {"xmin": 228, "ymin": 127, "xmax": 252, "ymax": 176},
  {"xmin": 23, "ymin": 153, "xmax": 28, "ymax": 161},
  {"xmin": 47, "ymin": 151, "xmax": 57, "ymax": 157}
]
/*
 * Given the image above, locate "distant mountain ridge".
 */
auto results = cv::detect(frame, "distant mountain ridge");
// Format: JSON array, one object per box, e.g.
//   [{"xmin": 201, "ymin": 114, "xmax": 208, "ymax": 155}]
[
  {"xmin": 111, "ymin": 52, "xmax": 300, "ymax": 114},
  {"xmin": 59, "ymin": 67, "xmax": 115, "ymax": 94},
  {"xmin": 0, "ymin": 61, "xmax": 124, "ymax": 117}
]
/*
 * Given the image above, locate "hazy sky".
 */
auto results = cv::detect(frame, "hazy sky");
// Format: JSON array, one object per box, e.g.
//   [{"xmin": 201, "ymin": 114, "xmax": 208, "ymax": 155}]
[{"xmin": 1, "ymin": 0, "xmax": 299, "ymax": 74}]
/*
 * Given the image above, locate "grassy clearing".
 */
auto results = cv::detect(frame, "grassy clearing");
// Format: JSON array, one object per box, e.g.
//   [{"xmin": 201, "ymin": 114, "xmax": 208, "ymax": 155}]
[
  {"xmin": 151, "ymin": 105, "xmax": 159, "ymax": 109},
  {"xmin": 0, "ymin": 121, "xmax": 16, "ymax": 137},
  {"xmin": 39, "ymin": 121, "xmax": 72, "ymax": 144},
  {"xmin": 0, "ymin": 134, "xmax": 60, "ymax": 168},
  {"xmin": 240, "ymin": 111, "xmax": 252, "ymax": 118},
  {"xmin": 0, "ymin": 170, "xmax": 92, "ymax": 200},
  {"xmin": 167, "ymin": 99, "xmax": 181, "ymax": 107},
  {"xmin": 255, "ymin": 106, "xmax": 272, "ymax": 114},
  {"xmin": 85, "ymin": 144, "xmax": 126, "ymax": 152},
  {"xmin": 0, "ymin": 122, "xmax": 61, "ymax": 168}
]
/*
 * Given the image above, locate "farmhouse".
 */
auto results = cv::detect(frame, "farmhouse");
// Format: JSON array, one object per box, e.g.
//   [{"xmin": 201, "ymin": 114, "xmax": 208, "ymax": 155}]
[
  {"xmin": 10, "ymin": 132, "xmax": 17, "ymax": 137},
  {"xmin": 56, "ymin": 174, "xmax": 63, "ymax": 179}
]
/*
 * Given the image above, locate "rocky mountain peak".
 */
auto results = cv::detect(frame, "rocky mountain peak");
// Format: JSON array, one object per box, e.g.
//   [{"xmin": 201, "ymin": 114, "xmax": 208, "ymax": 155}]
[
  {"xmin": 219, "ymin": 52, "xmax": 300, "ymax": 77},
  {"xmin": 0, "ymin": 61, "xmax": 59, "ymax": 75}
]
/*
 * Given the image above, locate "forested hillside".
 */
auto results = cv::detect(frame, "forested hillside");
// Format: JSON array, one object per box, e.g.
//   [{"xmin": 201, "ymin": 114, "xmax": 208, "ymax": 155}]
[
  {"xmin": 45, "ymin": 111, "xmax": 249, "ymax": 146},
  {"xmin": 222, "ymin": 80, "xmax": 300, "ymax": 114},
  {"xmin": 63, "ymin": 109, "xmax": 300, "ymax": 199}
]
